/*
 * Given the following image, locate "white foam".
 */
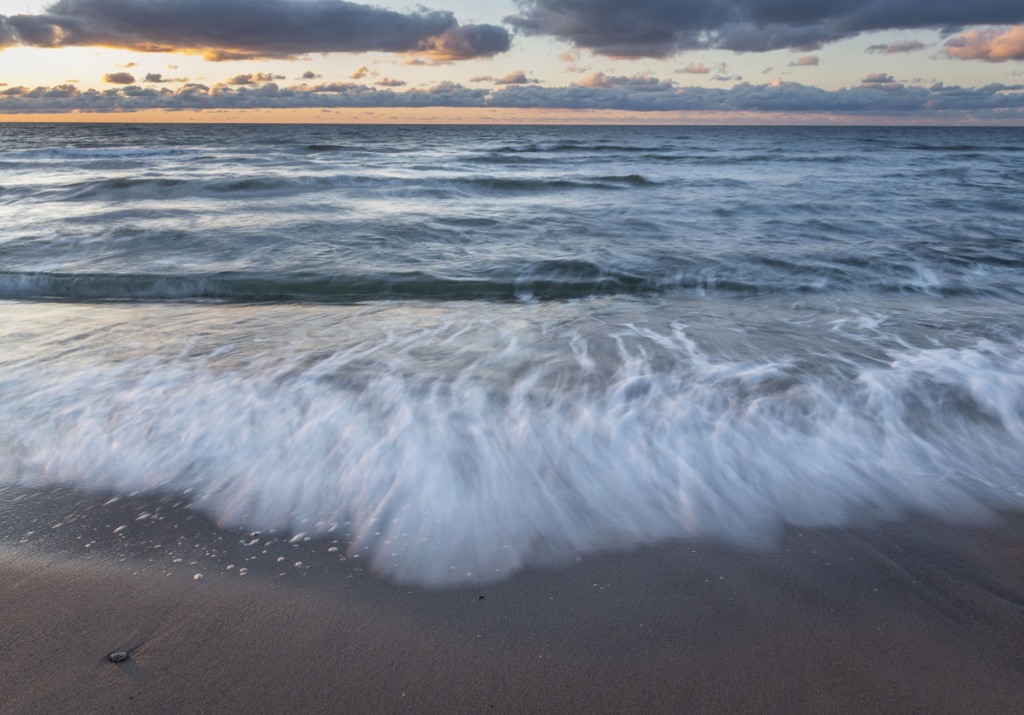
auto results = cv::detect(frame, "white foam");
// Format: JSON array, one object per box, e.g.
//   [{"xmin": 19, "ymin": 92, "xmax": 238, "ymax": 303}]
[{"xmin": 1, "ymin": 322, "xmax": 1022, "ymax": 586}]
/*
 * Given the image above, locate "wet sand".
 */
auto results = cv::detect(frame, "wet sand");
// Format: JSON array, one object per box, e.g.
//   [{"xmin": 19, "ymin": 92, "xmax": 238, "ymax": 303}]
[{"xmin": 2, "ymin": 486, "xmax": 1024, "ymax": 714}]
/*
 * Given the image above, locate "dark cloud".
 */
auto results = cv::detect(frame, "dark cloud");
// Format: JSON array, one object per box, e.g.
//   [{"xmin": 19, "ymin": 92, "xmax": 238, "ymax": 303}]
[
  {"xmin": 301, "ymin": 71, "xmax": 321, "ymax": 80},
  {"xmin": 866, "ymin": 40, "xmax": 926, "ymax": 54},
  {"xmin": 102, "ymin": 72, "xmax": 135, "ymax": 84},
  {"xmin": 2, "ymin": 76, "xmax": 1023, "ymax": 121},
  {"xmin": 0, "ymin": 0, "xmax": 510, "ymax": 61},
  {"xmin": 503, "ymin": 0, "xmax": 1024, "ymax": 56},
  {"xmin": 860, "ymin": 73, "xmax": 904, "ymax": 90},
  {"xmin": 414, "ymin": 23, "xmax": 512, "ymax": 61}
]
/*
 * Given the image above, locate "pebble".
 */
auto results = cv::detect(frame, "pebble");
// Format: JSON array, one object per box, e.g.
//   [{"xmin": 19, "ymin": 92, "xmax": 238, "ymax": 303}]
[
  {"xmin": 194, "ymin": 573, "xmax": 203, "ymax": 580},
  {"xmin": 239, "ymin": 568, "xmax": 248, "ymax": 576},
  {"xmin": 109, "ymin": 652, "xmax": 128, "ymax": 663}
]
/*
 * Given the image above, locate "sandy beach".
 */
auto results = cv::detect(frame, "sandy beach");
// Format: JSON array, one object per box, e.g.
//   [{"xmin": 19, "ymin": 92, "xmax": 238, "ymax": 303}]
[{"xmin": 2, "ymin": 486, "xmax": 1023, "ymax": 714}]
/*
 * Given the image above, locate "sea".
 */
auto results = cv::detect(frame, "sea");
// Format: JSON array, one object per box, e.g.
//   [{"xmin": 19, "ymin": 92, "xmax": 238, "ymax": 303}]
[{"xmin": 1, "ymin": 123, "xmax": 1022, "ymax": 585}]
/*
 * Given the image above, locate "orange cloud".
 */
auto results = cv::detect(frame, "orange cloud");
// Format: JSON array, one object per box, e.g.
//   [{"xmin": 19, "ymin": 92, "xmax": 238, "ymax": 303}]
[{"xmin": 945, "ymin": 26, "xmax": 1024, "ymax": 62}]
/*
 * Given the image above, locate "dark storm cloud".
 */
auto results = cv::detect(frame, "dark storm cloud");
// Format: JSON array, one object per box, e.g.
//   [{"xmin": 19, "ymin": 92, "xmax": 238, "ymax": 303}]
[
  {"xmin": 0, "ymin": 0, "xmax": 510, "ymax": 61},
  {"xmin": 503, "ymin": 0, "xmax": 1024, "ymax": 57},
  {"xmin": 2, "ymin": 75, "xmax": 1023, "ymax": 120}
]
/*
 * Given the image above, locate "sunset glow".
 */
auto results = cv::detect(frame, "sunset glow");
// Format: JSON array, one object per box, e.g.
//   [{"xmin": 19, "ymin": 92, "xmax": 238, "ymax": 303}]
[{"xmin": 1, "ymin": 0, "xmax": 1023, "ymax": 123}]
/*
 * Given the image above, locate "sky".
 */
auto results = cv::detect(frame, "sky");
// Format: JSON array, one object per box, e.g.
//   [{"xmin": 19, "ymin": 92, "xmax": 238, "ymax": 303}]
[{"xmin": 1, "ymin": 0, "xmax": 1023, "ymax": 123}]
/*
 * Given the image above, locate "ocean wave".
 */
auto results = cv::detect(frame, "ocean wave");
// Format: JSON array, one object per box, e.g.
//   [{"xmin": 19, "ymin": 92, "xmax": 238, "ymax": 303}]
[
  {"xmin": 52, "ymin": 172, "xmax": 660, "ymax": 201},
  {"xmin": 0, "ymin": 266, "xmax": 655, "ymax": 302},
  {"xmin": 1, "ymin": 261, "xmax": 1017, "ymax": 304},
  {"xmin": 2, "ymin": 322, "xmax": 1022, "ymax": 585},
  {"xmin": 0, "ymin": 147, "xmax": 202, "ymax": 161}
]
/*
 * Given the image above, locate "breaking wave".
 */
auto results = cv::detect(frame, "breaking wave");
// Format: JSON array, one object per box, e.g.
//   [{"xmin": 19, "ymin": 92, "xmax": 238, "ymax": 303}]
[{"xmin": 1, "ymin": 320, "xmax": 1022, "ymax": 585}]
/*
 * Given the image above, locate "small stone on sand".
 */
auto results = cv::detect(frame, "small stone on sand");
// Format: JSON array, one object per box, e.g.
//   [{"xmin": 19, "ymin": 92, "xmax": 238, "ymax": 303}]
[{"xmin": 109, "ymin": 652, "xmax": 128, "ymax": 663}]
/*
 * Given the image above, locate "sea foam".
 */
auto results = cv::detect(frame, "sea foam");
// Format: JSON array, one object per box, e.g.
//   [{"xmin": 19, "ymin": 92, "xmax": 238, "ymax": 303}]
[{"xmin": 1, "ymin": 311, "xmax": 1021, "ymax": 585}]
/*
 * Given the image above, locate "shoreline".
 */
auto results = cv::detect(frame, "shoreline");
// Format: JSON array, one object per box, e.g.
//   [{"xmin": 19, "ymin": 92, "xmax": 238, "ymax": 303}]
[{"xmin": 3, "ymin": 487, "xmax": 1024, "ymax": 713}]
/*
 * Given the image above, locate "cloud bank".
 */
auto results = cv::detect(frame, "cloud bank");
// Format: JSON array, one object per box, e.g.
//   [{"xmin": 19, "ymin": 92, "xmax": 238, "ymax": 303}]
[
  {"xmin": 0, "ymin": 0, "xmax": 510, "ymax": 61},
  {"xmin": 1, "ymin": 75, "xmax": 1022, "ymax": 121},
  {"xmin": 504, "ymin": 0, "xmax": 1024, "ymax": 56}
]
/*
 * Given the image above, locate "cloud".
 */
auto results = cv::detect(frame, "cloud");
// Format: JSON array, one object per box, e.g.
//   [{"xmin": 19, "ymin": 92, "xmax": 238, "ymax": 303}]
[
  {"xmin": 351, "ymin": 66, "xmax": 369, "ymax": 80},
  {"xmin": 676, "ymin": 62, "xmax": 710, "ymax": 75},
  {"xmin": 495, "ymin": 71, "xmax": 540, "ymax": 85},
  {"xmin": 945, "ymin": 26, "xmax": 1024, "ymax": 62},
  {"xmin": 3, "ymin": 76, "xmax": 1024, "ymax": 121},
  {"xmin": 375, "ymin": 77, "xmax": 406, "ymax": 87},
  {"xmin": 115, "ymin": 62, "xmax": 138, "ymax": 68},
  {"xmin": 226, "ymin": 73, "xmax": 284, "ymax": 85},
  {"xmin": 144, "ymin": 73, "xmax": 188, "ymax": 83},
  {"xmin": 503, "ymin": 1, "xmax": 1024, "ymax": 56},
  {"xmin": 469, "ymin": 76, "xmax": 494, "ymax": 82},
  {"xmin": 301, "ymin": 71, "xmax": 321, "ymax": 80},
  {"xmin": 866, "ymin": 40, "xmax": 926, "ymax": 54},
  {"xmin": 578, "ymin": 71, "xmax": 672, "ymax": 90},
  {"xmin": 789, "ymin": 56, "xmax": 819, "ymax": 67},
  {"xmin": 412, "ymin": 23, "xmax": 511, "ymax": 61},
  {"xmin": 0, "ymin": 0, "xmax": 510, "ymax": 61},
  {"xmin": 761, "ymin": 66, "xmax": 774, "ymax": 74},
  {"xmin": 859, "ymin": 73, "xmax": 904, "ymax": 90},
  {"xmin": 102, "ymin": 72, "xmax": 135, "ymax": 85}
]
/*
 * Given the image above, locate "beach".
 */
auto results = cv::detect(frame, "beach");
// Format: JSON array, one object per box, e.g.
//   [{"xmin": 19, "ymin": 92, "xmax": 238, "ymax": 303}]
[
  {"xmin": 2, "ymin": 124, "xmax": 1023, "ymax": 712},
  {"xmin": 3, "ymin": 486, "xmax": 1024, "ymax": 714}
]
